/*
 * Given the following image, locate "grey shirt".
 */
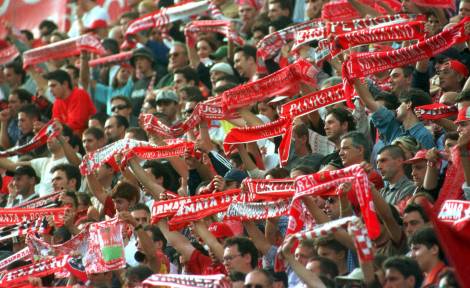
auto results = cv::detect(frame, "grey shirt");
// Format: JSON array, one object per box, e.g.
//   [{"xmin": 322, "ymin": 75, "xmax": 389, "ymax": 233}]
[{"xmin": 380, "ymin": 175, "xmax": 416, "ymax": 205}]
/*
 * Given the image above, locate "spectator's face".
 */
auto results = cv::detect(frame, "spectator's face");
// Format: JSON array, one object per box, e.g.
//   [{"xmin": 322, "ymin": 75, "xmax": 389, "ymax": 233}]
[
  {"xmin": 395, "ymin": 101, "xmax": 410, "ymax": 122},
  {"xmin": 168, "ymin": 45, "xmax": 188, "ymax": 72},
  {"xmin": 88, "ymin": 119, "xmax": 104, "ymax": 130},
  {"xmin": 239, "ymin": 5, "xmax": 257, "ymax": 23},
  {"xmin": 376, "ymin": 151, "xmax": 402, "ymax": 182},
  {"xmin": 305, "ymin": 0, "xmax": 323, "ymax": 19},
  {"xmin": 438, "ymin": 67, "xmax": 462, "ymax": 92},
  {"xmin": 234, "ymin": 52, "xmax": 250, "ymax": 78},
  {"xmin": 401, "ymin": 0, "xmax": 420, "ymax": 14},
  {"xmin": 457, "ymin": 120, "xmax": 470, "ymax": 136},
  {"xmin": 317, "ymin": 246, "xmax": 343, "ymax": 265},
  {"xmin": 268, "ymin": 3, "xmax": 287, "ymax": 21},
  {"xmin": 111, "ymin": 99, "xmax": 132, "ymax": 118},
  {"xmin": 135, "ymin": 57, "xmax": 152, "ymax": 75},
  {"xmin": 389, "ymin": 68, "xmax": 410, "ymax": 94},
  {"xmin": 12, "ymin": 175, "xmax": 35, "ymax": 195},
  {"xmin": 173, "ymin": 73, "xmax": 190, "ymax": 91},
  {"xmin": 223, "ymin": 245, "xmax": 250, "ymax": 273},
  {"xmin": 48, "ymin": 80, "xmax": 67, "ymax": 99},
  {"xmin": 52, "ymin": 170, "xmax": 74, "ymax": 192},
  {"xmin": 410, "ymin": 243, "xmax": 438, "ymax": 273},
  {"xmin": 210, "ymin": 70, "xmax": 226, "ymax": 87},
  {"xmin": 131, "ymin": 209, "xmax": 150, "ymax": 226},
  {"xmin": 17, "ymin": 112, "xmax": 34, "ymax": 134},
  {"xmin": 384, "ymin": 268, "xmax": 415, "ymax": 288},
  {"xmin": 105, "ymin": 117, "xmax": 124, "ymax": 142},
  {"xmin": 8, "ymin": 93, "xmax": 23, "ymax": 115},
  {"xmin": 323, "ymin": 196, "xmax": 340, "ymax": 220},
  {"xmin": 117, "ymin": 66, "xmax": 131, "ymax": 84},
  {"xmin": 411, "ymin": 161, "xmax": 426, "ymax": 187},
  {"xmin": 403, "ymin": 211, "xmax": 426, "ymax": 237},
  {"xmin": 156, "ymin": 100, "xmax": 178, "ymax": 120},
  {"xmin": 444, "ymin": 138, "xmax": 457, "ymax": 154},
  {"xmin": 460, "ymin": 1, "xmax": 470, "ymax": 17},
  {"xmin": 113, "ymin": 197, "xmax": 131, "ymax": 212},
  {"xmin": 183, "ymin": 102, "xmax": 196, "ymax": 119},
  {"xmin": 324, "ymin": 114, "xmax": 346, "ymax": 143},
  {"xmin": 251, "ymin": 30, "xmax": 265, "ymax": 46},
  {"xmin": 295, "ymin": 245, "xmax": 315, "ymax": 267},
  {"xmin": 82, "ymin": 133, "xmax": 101, "ymax": 153},
  {"xmin": 244, "ymin": 271, "xmax": 272, "ymax": 288},
  {"xmin": 339, "ymin": 138, "xmax": 363, "ymax": 167},
  {"xmin": 258, "ymin": 102, "xmax": 277, "ymax": 121},
  {"xmin": 4, "ymin": 68, "xmax": 21, "ymax": 87},
  {"xmin": 196, "ymin": 40, "xmax": 213, "ymax": 59}
]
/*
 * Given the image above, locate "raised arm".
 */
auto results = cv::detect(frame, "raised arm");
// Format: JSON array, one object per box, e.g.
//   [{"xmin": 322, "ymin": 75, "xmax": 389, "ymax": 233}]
[
  {"xmin": 85, "ymin": 173, "xmax": 108, "ymax": 205},
  {"xmin": 370, "ymin": 184, "xmax": 403, "ymax": 244},
  {"xmin": 280, "ymin": 236, "xmax": 326, "ymax": 288},
  {"xmin": 353, "ymin": 79, "xmax": 381, "ymax": 113},
  {"xmin": 193, "ymin": 220, "xmax": 224, "ymax": 262},
  {"xmin": 156, "ymin": 218, "xmax": 196, "ymax": 263},
  {"xmin": 243, "ymin": 220, "xmax": 273, "ymax": 255},
  {"xmin": 128, "ymin": 158, "xmax": 165, "ymax": 200}
]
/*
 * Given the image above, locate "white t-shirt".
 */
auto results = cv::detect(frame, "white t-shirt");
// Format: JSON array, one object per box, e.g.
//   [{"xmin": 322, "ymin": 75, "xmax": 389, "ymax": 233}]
[
  {"xmin": 68, "ymin": 5, "xmax": 110, "ymax": 38},
  {"xmin": 30, "ymin": 156, "xmax": 74, "ymax": 197}
]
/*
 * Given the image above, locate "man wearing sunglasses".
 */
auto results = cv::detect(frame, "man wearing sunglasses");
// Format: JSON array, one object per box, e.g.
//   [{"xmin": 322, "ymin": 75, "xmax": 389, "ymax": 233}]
[{"xmin": 110, "ymin": 96, "xmax": 138, "ymax": 127}]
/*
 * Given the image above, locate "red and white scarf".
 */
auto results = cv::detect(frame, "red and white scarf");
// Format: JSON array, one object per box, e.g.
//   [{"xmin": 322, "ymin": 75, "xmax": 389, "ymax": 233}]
[
  {"xmin": 0, "ymin": 44, "xmax": 19, "ymax": 66},
  {"xmin": 321, "ymin": 0, "xmax": 401, "ymax": 21},
  {"xmin": 414, "ymin": 103, "xmax": 458, "ymax": 120},
  {"xmin": 242, "ymin": 178, "xmax": 295, "ymax": 201},
  {"xmin": 89, "ymin": 51, "xmax": 133, "ymax": 68},
  {"xmin": 23, "ymin": 34, "xmax": 106, "ymax": 68},
  {"xmin": 224, "ymin": 199, "xmax": 290, "ymax": 221},
  {"xmin": 412, "ymin": 0, "xmax": 455, "ymax": 9},
  {"xmin": 0, "ymin": 247, "xmax": 31, "ymax": 271},
  {"xmin": 121, "ymin": 141, "xmax": 194, "ymax": 168},
  {"xmin": 0, "ymin": 207, "xmax": 66, "ymax": 227},
  {"xmin": 79, "ymin": 138, "xmax": 154, "ymax": 175},
  {"xmin": 0, "ymin": 255, "xmax": 69, "ymax": 286},
  {"xmin": 125, "ymin": 0, "xmax": 211, "ymax": 43},
  {"xmin": 185, "ymin": 20, "xmax": 245, "ymax": 47},
  {"xmin": 0, "ymin": 120, "xmax": 58, "ymax": 157},
  {"xmin": 143, "ymin": 273, "xmax": 230, "ymax": 288},
  {"xmin": 16, "ymin": 191, "xmax": 61, "ymax": 209}
]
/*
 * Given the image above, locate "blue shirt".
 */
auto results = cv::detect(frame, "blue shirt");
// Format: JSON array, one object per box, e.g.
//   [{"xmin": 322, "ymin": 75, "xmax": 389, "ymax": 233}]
[
  {"xmin": 371, "ymin": 106, "xmax": 435, "ymax": 149},
  {"xmin": 91, "ymin": 79, "xmax": 134, "ymax": 115}
]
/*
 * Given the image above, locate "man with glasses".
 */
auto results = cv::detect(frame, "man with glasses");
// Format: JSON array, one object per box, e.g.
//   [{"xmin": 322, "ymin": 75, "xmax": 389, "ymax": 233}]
[
  {"xmin": 110, "ymin": 96, "xmax": 138, "ymax": 127},
  {"xmin": 223, "ymin": 237, "xmax": 259, "ymax": 274}
]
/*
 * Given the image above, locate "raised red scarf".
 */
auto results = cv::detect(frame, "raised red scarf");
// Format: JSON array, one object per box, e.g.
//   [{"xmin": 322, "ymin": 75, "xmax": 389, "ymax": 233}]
[
  {"xmin": 143, "ymin": 274, "xmax": 230, "ymax": 288},
  {"xmin": 412, "ymin": 0, "xmax": 455, "ymax": 9},
  {"xmin": 437, "ymin": 200, "xmax": 470, "ymax": 223},
  {"xmin": 185, "ymin": 20, "xmax": 245, "ymax": 47},
  {"xmin": 321, "ymin": 0, "xmax": 401, "ymax": 21},
  {"xmin": 0, "ymin": 255, "xmax": 69, "ymax": 286},
  {"xmin": 142, "ymin": 59, "xmax": 318, "ymax": 139},
  {"xmin": 16, "ymin": 191, "xmax": 61, "ymax": 209},
  {"xmin": 23, "ymin": 34, "xmax": 106, "ymax": 68},
  {"xmin": 289, "ymin": 165, "xmax": 380, "ymax": 240},
  {"xmin": 0, "ymin": 44, "xmax": 19, "ymax": 66},
  {"xmin": 167, "ymin": 189, "xmax": 242, "ymax": 230},
  {"xmin": 319, "ymin": 21, "xmax": 426, "ymax": 57},
  {"xmin": 125, "ymin": 1, "xmax": 210, "ymax": 42},
  {"xmin": 242, "ymin": 178, "xmax": 295, "ymax": 201},
  {"xmin": 0, "ymin": 247, "xmax": 31, "ymax": 271},
  {"xmin": 224, "ymin": 199, "xmax": 290, "ymax": 221},
  {"xmin": 121, "ymin": 141, "xmax": 194, "ymax": 168},
  {"xmin": 433, "ymin": 146, "xmax": 465, "ymax": 212},
  {"xmin": 224, "ymin": 84, "xmax": 345, "ymax": 166},
  {"xmin": 89, "ymin": 51, "xmax": 132, "ymax": 67},
  {"xmin": 0, "ymin": 120, "xmax": 58, "ymax": 157},
  {"xmin": 414, "ymin": 103, "xmax": 458, "ymax": 120},
  {"xmin": 0, "ymin": 207, "xmax": 66, "ymax": 227},
  {"xmin": 26, "ymin": 228, "xmax": 89, "ymax": 259},
  {"xmin": 79, "ymin": 138, "xmax": 153, "ymax": 175}
]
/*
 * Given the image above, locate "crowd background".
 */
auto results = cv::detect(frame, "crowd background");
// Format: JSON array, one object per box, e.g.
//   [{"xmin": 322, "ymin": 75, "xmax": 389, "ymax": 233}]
[{"xmin": 1, "ymin": 0, "xmax": 470, "ymax": 287}]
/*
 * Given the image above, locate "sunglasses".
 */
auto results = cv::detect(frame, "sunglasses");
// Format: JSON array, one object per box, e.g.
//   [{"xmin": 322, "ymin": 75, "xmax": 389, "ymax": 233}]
[
  {"xmin": 325, "ymin": 197, "xmax": 337, "ymax": 204},
  {"xmin": 111, "ymin": 104, "xmax": 129, "ymax": 112},
  {"xmin": 169, "ymin": 52, "xmax": 181, "ymax": 58}
]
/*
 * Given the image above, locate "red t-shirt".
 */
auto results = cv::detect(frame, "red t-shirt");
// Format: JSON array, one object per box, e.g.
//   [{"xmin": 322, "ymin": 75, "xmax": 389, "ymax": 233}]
[
  {"xmin": 52, "ymin": 88, "xmax": 96, "ymax": 135},
  {"xmin": 186, "ymin": 249, "xmax": 226, "ymax": 275}
]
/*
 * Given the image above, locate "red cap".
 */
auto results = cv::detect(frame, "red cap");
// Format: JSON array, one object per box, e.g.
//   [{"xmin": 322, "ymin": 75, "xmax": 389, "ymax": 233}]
[
  {"xmin": 86, "ymin": 19, "xmax": 108, "ymax": 31},
  {"xmin": 208, "ymin": 222, "xmax": 234, "ymax": 239},
  {"xmin": 455, "ymin": 106, "xmax": 470, "ymax": 124},
  {"xmin": 404, "ymin": 149, "xmax": 427, "ymax": 164},
  {"xmin": 447, "ymin": 60, "xmax": 469, "ymax": 78}
]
